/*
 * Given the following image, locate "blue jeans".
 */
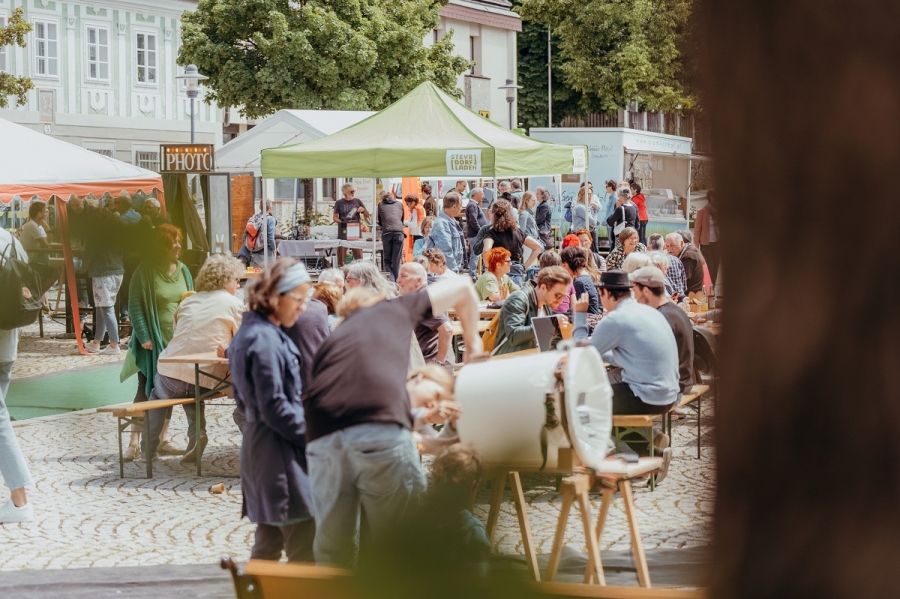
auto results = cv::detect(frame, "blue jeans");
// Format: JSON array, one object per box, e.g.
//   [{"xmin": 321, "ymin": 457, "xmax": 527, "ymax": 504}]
[
  {"xmin": 468, "ymin": 237, "xmax": 479, "ymax": 280},
  {"xmin": 0, "ymin": 361, "xmax": 32, "ymax": 492},
  {"xmin": 306, "ymin": 423, "xmax": 426, "ymax": 567},
  {"xmin": 141, "ymin": 373, "xmax": 205, "ymax": 458}
]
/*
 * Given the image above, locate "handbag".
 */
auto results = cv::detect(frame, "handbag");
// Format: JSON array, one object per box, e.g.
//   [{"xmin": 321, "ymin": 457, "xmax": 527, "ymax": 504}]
[{"xmin": 613, "ymin": 207, "xmax": 627, "ymax": 235}]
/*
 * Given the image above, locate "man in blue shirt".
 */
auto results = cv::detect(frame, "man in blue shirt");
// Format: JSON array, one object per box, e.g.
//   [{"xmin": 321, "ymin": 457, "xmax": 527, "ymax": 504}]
[
  {"xmin": 573, "ymin": 270, "xmax": 680, "ymax": 414},
  {"xmin": 425, "ymin": 192, "xmax": 465, "ymax": 273}
]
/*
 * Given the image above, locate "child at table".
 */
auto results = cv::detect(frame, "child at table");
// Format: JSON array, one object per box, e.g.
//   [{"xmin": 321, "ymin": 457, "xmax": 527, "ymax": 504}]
[{"xmin": 407, "ymin": 364, "xmax": 461, "ymax": 454}]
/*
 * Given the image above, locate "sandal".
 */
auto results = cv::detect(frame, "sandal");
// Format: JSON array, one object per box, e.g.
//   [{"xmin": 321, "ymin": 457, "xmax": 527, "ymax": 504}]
[
  {"xmin": 123, "ymin": 443, "xmax": 141, "ymax": 462},
  {"xmin": 157, "ymin": 440, "xmax": 186, "ymax": 456}
]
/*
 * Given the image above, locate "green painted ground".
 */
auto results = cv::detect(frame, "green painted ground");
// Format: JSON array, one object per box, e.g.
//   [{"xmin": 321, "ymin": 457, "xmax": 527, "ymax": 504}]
[{"xmin": 7, "ymin": 364, "xmax": 135, "ymax": 420}]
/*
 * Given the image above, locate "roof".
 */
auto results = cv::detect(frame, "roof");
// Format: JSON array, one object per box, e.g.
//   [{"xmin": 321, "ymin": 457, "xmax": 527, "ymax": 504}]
[
  {"xmin": 215, "ymin": 109, "xmax": 375, "ymax": 176},
  {"xmin": 260, "ymin": 81, "xmax": 587, "ymax": 178},
  {"xmin": 0, "ymin": 118, "xmax": 162, "ymax": 204}
]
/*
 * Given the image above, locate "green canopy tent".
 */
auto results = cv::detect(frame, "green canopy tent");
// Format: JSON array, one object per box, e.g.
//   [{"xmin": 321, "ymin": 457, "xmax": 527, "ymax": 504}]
[
  {"xmin": 261, "ymin": 81, "xmax": 587, "ymax": 179},
  {"xmin": 259, "ymin": 81, "xmax": 588, "ymax": 265}
]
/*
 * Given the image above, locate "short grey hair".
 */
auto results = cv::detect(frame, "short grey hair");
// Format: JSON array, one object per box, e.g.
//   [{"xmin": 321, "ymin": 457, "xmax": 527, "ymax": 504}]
[
  {"xmin": 470, "ymin": 187, "xmax": 484, "ymax": 197},
  {"xmin": 400, "ymin": 262, "xmax": 427, "ymax": 285},
  {"xmin": 511, "ymin": 178, "xmax": 522, "ymax": 190},
  {"xmin": 677, "ymin": 229, "xmax": 693, "ymax": 244},
  {"xmin": 498, "ymin": 180, "xmax": 511, "ymax": 190},
  {"xmin": 535, "ymin": 186, "xmax": 550, "ymax": 200},
  {"xmin": 318, "ymin": 268, "xmax": 344, "ymax": 284},
  {"xmin": 622, "ymin": 252, "xmax": 651, "ymax": 274},
  {"xmin": 649, "ymin": 251, "xmax": 670, "ymax": 272},
  {"xmin": 617, "ymin": 188, "xmax": 632, "ymax": 200},
  {"xmin": 144, "ymin": 198, "xmax": 160, "ymax": 209},
  {"xmin": 345, "ymin": 260, "xmax": 397, "ymax": 298},
  {"xmin": 341, "ymin": 183, "xmax": 353, "ymax": 194},
  {"xmin": 647, "ymin": 233, "xmax": 665, "ymax": 252}
]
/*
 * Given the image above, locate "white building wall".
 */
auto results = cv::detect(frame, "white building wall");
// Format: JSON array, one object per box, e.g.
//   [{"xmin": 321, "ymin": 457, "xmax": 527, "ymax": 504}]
[{"xmin": 0, "ymin": 0, "xmax": 221, "ymax": 169}]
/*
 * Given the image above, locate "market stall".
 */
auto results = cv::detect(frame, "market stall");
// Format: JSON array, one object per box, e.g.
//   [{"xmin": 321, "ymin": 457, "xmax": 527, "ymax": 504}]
[
  {"xmin": 260, "ymin": 81, "xmax": 588, "ymax": 264},
  {"xmin": 0, "ymin": 117, "xmax": 163, "ymax": 355},
  {"xmin": 529, "ymin": 128, "xmax": 710, "ymax": 239}
]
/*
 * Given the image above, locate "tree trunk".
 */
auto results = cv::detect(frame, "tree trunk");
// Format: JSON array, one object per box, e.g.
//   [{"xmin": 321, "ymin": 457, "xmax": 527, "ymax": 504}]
[
  {"xmin": 698, "ymin": 2, "xmax": 900, "ymax": 598},
  {"xmin": 304, "ymin": 178, "xmax": 315, "ymax": 217}
]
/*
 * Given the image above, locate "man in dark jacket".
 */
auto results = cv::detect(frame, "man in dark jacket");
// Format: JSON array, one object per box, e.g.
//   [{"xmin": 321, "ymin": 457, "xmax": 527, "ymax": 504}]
[
  {"xmin": 535, "ymin": 187, "xmax": 553, "ymax": 249},
  {"xmin": 465, "ymin": 187, "xmax": 488, "ymax": 280},
  {"xmin": 665, "ymin": 233, "xmax": 706, "ymax": 294},
  {"xmin": 283, "ymin": 298, "xmax": 330, "ymax": 391},
  {"xmin": 376, "ymin": 191, "xmax": 405, "ymax": 281}
]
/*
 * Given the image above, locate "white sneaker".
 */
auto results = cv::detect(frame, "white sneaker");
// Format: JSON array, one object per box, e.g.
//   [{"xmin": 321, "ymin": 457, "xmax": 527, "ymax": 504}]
[
  {"xmin": 0, "ymin": 498, "xmax": 33, "ymax": 524},
  {"xmin": 84, "ymin": 341, "xmax": 102, "ymax": 354},
  {"xmin": 100, "ymin": 345, "xmax": 121, "ymax": 356}
]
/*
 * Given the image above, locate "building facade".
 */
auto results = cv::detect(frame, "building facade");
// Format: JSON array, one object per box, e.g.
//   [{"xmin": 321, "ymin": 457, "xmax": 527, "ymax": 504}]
[
  {"xmin": 433, "ymin": 0, "xmax": 521, "ymax": 129},
  {"xmin": 0, "ymin": 0, "xmax": 220, "ymax": 169}
]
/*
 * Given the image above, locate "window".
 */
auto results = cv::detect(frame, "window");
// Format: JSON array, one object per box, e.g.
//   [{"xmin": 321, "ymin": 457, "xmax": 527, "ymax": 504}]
[
  {"xmin": 85, "ymin": 26, "xmax": 109, "ymax": 82},
  {"xmin": 0, "ymin": 16, "xmax": 7, "ymax": 73},
  {"xmin": 88, "ymin": 148, "xmax": 114, "ymax": 158},
  {"xmin": 34, "ymin": 19, "xmax": 59, "ymax": 78},
  {"xmin": 136, "ymin": 151, "xmax": 160, "ymax": 172},
  {"xmin": 135, "ymin": 33, "xmax": 157, "ymax": 84}
]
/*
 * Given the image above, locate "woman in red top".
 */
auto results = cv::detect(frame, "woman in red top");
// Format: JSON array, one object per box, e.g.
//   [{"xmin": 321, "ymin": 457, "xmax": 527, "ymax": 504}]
[{"xmin": 630, "ymin": 181, "xmax": 649, "ymax": 245}]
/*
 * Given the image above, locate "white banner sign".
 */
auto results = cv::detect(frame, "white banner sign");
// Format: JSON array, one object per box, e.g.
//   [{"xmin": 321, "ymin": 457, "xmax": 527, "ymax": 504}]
[
  {"xmin": 573, "ymin": 148, "xmax": 587, "ymax": 173},
  {"xmin": 446, "ymin": 150, "xmax": 482, "ymax": 176}
]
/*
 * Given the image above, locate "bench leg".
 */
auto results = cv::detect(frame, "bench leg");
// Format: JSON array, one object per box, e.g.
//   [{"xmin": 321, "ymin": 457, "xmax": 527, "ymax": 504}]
[
  {"xmin": 117, "ymin": 417, "xmax": 125, "ymax": 478},
  {"xmin": 143, "ymin": 413, "xmax": 152, "ymax": 479},
  {"xmin": 697, "ymin": 395, "xmax": 702, "ymax": 459},
  {"xmin": 486, "ymin": 472, "xmax": 506, "ymax": 544},
  {"xmin": 620, "ymin": 480, "xmax": 651, "ymax": 588},
  {"xmin": 587, "ymin": 488, "xmax": 613, "ymax": 584},
  {"xmin": 546, "ymin": 483, "xmax": 574, "ymax": 582}
]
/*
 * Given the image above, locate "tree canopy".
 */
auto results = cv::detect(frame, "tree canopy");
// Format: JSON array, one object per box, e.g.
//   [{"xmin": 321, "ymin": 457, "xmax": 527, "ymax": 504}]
[
  {"xmin": 0, "ymin": 8, "xmax": 34, "ymax": 109},
  {"xmin": 179, "ymin": 0, "xmax": 470, "ymax": 119},
  {"xmin": 517, "ymin": 0, "xmax": 693, "ymax": 114}
]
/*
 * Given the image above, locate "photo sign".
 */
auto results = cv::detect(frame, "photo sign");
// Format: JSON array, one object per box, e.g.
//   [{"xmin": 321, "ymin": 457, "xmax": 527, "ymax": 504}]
[
  {"xmin": 446, "ymin": 149, "xmax": 482, "ymax": 176},
  {"xmin": 160, "ymin": 144, "xmax": 215, "ymax": 173}
]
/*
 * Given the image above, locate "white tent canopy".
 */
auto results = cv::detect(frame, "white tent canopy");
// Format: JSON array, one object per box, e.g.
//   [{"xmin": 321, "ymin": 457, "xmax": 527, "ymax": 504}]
[
  {"xmin": 215, "ymin": 110, "xmax": 375, "ymax": 176},
  {"xmin": 0, "ymin": 117, "xmax": 162, "ymax": 204}
]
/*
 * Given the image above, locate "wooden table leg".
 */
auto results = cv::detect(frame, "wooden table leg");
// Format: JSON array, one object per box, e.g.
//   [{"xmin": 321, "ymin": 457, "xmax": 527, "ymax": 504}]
[
  {"xmin": 194, "ymin": 365, "xmax": 203, "ymax": 477},
  {"xmin": 620, "ymin": 480, "xmax": 651, "ymax": 588},
  {"xmin": 509, "ymin": 471, "xmax": 541, "ymax": 582},
  {"xmin": 486, "ymin": 472, "xmax": 507, "ymax": 544},
  {"xmin": 546, "ymin": 483, "xmax": 574, "ymax": 582},
  {"xmin": 576, "ymin": 489, "xmax": 604, "ymax": 587}
]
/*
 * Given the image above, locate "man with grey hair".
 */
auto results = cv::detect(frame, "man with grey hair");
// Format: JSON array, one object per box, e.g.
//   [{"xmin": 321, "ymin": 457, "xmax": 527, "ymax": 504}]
[
  {"xmin": 333, "ymin": 183, "xmax": 369, "ymax": 266},
  {"xmin": 425, "ymin": 192, "xmax": 465, "ymax": 273},
  {"xmin": 465, "ymin": 187, "xmax": 488, "ymax": 280},
  {"xmin": 665, "ymin": 232, "xmax": 705, "ymax": 294},
  {"xmin": 397, "ymin": 263, "xmax": 453, "ymax": 367},
  {"xmin": 510, "ymin": 179, "xmax": 524, "ymax": 203},
  {"xmin": 142, "ymin": 198, "xmax": 163, "ymax": 224},
  {"xmin": 649, "ymin": 234, "xmax": 686, "ymax": 300},
  {"xmin": 317, "ymin": 268, "xmax": 345, "ymax": 290}
]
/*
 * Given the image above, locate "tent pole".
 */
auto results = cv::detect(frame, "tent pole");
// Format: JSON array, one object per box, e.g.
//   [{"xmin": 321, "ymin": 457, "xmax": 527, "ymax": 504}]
[
  {"xmin": 262, "ymin": 182, "xmax": 268, "ymax": 269},
  {"xmin": 56, "ymin": 197, "xmax": 89, "ymax": 355}
]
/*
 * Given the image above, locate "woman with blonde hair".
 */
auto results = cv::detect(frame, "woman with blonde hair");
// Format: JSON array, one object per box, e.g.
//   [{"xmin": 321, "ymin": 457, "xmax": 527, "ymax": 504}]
[
  {"xmin": 313, "ymin": 281, "xmax": 343, "ymax": 330},
  {"xmin": 517, "ymin": 191, "xmax": 540, "ymax": 245},
  {"xmin": 413, "ymin": 216, "xmax": 435, "ymax": 257}
]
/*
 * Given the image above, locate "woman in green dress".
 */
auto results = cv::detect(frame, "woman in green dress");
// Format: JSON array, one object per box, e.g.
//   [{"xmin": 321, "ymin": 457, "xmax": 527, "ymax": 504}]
[{"xmin": 123, "ymin": 224, "xmax": 193, "ymax": 461}]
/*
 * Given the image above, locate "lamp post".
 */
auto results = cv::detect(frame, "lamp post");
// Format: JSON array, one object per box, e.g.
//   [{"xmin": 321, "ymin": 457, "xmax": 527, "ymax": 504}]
[
  {"xmin": 176, "ymin": 64, "xmax": 208, "ymax": 144},
  {"xmin": 498, "ymin": 79, "xmax": 522, "ymax": 130}
]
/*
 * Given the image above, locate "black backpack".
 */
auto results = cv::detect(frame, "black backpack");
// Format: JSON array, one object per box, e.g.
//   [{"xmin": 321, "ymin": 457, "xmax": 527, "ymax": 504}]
[{"xmin": 0, "ymin": 235, "xmax": 43, "ymax": 330}]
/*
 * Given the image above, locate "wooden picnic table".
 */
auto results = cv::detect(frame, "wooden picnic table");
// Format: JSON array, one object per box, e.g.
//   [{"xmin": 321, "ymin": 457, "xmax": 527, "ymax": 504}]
[
  {"xmin": 157, "ymin": 352, "xmax": 231, "ymax": 476},
  {"xmin": 447, "ymin": 307, "xmax": 501, "ymax": 320},
  {"xmin": 450, "ymin": 320, "xmax": 491, "ymax": 337}
]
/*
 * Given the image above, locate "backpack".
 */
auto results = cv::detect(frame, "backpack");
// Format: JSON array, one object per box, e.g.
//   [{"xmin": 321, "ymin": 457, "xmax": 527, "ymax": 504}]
[
  {"xmin": 0, "ymin": 234, "xmax": 43, "ymax": 330},
  {"xmin": 564, "ymin": 202, "xmax": 573, "ymax": 223},
  {"xmin": 245, "ymin": 213, "xmax": 265, "ymax": 250},
  {"xmin": 480, "ymin": 312, "xmax": 503, "ymax": 354}
]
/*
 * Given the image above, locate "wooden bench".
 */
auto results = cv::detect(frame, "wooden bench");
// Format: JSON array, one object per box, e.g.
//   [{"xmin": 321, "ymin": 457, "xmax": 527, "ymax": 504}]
[
  {"xmin": 611, "ymin": 385, "xmax": 709, "ymax": 463},
  {"xmin": 221, "ymin": 557, "xmax": 706, "ymax": 599},
  {"xmin": 98, "ymin": 395, "xmax": 222, "ymax": 479}
]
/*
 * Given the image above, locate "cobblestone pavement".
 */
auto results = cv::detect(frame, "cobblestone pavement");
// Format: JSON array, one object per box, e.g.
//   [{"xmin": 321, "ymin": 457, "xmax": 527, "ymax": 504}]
[{"xmin": 1, "ymin": 319, "xmax": 715, "ymax": 571}]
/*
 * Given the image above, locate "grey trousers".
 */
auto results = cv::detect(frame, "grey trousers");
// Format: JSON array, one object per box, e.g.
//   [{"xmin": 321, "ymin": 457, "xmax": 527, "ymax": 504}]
[{"xmin": 141, "ymin": 373, "xmax": 206, "ymax": 457}]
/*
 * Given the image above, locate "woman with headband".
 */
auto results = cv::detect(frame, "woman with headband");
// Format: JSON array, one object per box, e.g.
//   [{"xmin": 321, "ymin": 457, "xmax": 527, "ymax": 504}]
[{"xmin": 228, "ymin": 259, "xmax": 316, "ymax": 562}]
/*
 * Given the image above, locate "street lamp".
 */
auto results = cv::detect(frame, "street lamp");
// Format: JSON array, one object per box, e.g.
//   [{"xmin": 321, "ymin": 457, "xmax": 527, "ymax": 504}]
[
  {"xmin": 176, "ymin": 64, "xmax": 209, "ymax": 144},
  {"xmin": 498, "ymin": 79, "xmax": 522, "ymax": 130}
]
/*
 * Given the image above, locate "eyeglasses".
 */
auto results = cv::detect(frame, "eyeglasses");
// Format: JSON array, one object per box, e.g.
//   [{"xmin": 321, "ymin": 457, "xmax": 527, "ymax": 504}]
[
  {"xmin": 286, "ymin": 288, "xmax": 313, "ymax": 304},
  {"xmin": 504, "ymin": 259, "xmax": 512, "ymax": 264},
  {"xmin": 346, "ymin": 275, "xmax": 360, "ymax": 281}
]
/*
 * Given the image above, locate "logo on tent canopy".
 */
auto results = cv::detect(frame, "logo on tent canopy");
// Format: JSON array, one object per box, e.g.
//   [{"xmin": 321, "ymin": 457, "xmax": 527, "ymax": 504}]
[{"xmin": 446, "ymin": 150, "xmax": 482, "ymax": 176}]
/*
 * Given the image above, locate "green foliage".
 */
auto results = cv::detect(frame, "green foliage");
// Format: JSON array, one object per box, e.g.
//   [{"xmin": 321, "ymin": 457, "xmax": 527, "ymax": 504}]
[
  {"xmin": 180, "ymin": 0, "xmax": 471, "ymax": 119},
  {"xmin": 517, "ymin": 0, "xmax": 693, "ymax": 113},
  {"xmin": 0, "ymin": 8, "xmax": 34, "ymax": 109}
]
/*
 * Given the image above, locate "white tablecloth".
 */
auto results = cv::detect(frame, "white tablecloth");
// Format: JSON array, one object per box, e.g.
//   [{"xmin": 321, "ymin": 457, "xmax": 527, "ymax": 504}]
[{"xmin": 277, "ymin": 239, "xmax": 382, "ymax": 257}]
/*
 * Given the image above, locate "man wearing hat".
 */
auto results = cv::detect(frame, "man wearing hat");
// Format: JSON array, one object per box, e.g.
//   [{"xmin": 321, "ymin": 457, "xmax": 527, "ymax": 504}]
[
  {"xmin": 631, "ymin": 266, "xmax": 695, "ymax": 394},
  {"xmin": 573, "ymin": 269, "xmax": 680, "ymax": 415}
]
